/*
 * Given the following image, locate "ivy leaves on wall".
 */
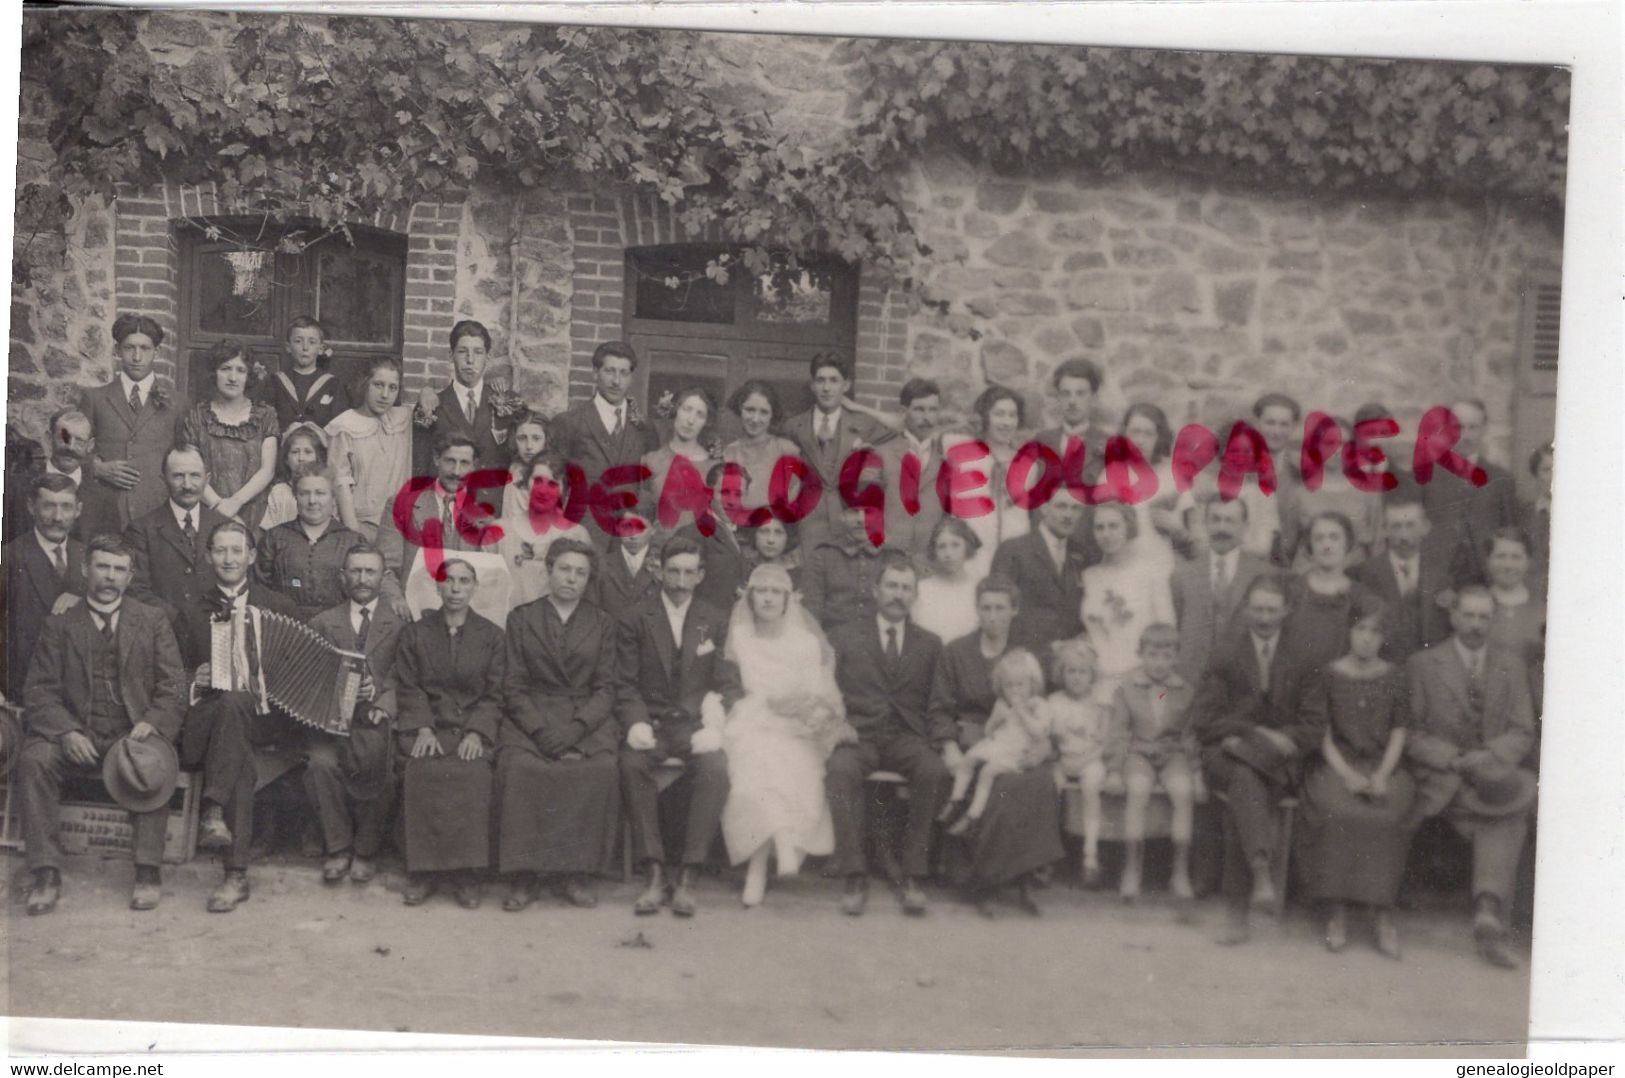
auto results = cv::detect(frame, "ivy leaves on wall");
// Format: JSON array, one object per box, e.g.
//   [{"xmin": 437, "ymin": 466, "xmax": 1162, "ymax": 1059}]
[{"xmin": 19, "ymin": 11, "xmax": 1567, "ymax": 299}]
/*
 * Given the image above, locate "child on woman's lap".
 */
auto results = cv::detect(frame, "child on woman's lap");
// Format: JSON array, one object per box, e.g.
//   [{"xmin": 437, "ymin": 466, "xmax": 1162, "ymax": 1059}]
[{"xmin": 941, "ymin": 648, "xmax": 1052, "ymax": 836}]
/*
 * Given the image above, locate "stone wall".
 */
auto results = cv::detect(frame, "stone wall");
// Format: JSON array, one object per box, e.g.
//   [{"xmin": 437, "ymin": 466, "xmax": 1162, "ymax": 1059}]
[{"xmin": 897, "ymin": 154, "xmax": 1563, "ymax": 468}]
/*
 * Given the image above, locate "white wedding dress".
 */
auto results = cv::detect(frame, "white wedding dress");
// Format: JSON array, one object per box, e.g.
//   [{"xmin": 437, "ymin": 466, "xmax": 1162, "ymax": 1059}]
[{"xmin": 718, "ymin": 597, "xmax": 849, "ymax": 874}]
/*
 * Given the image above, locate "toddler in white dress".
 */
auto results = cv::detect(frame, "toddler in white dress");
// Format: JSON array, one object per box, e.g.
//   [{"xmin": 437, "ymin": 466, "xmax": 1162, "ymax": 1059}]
[{"xmin": 1047, "ymin": 639, "xmax": 1113, "ymax": 885}]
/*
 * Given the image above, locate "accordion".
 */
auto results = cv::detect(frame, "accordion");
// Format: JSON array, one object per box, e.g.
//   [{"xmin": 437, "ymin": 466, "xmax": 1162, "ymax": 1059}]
[{"xmin": 210, "ymin": 607, "xmax": 369, "ymax": 736}]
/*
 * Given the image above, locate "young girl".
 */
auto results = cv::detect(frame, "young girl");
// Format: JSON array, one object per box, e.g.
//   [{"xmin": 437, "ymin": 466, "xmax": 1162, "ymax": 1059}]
[
  {"xmin": 1108, "ymin": 622, "xmax": 1200, "ymax": 902},
  {"xmin": 1048, "ymin": 639, "xmax": 1112, "ymax": 888},
  {"xmin": 258, "ymin": 316, "xmax": 353, "ymax": 431},
  {"xmin": 326, "ymin": 356, "xmax": 414, "ymax": 540},
  {"xmin": 940, "ymin": 648, "xmax": 1054, "ymax": 836},
  {"xmin": 259, "ymin": 423, "xmax": 329, "ymax": 531},
  {"xmin": 498, "ymin": 411, "xmax": 550, "ymax": 545},
  {"xmin": 175, "ymin": 337, "xmax": 279, "ymax": 528}
]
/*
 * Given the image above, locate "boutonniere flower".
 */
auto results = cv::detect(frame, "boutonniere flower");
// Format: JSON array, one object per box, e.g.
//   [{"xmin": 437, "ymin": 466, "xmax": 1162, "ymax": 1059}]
[
  {"xmin": 651, "ymin": 391, "xmax": 676, "ymax": 421},
  {"xmin": 490, "ymin": 387, "xmax": 527, "ymax": 420},
  {"xmin": 249, "ymin": 359, "xmax": 270, "ymax": 386},
  {"xmin": 703, "ymin": 435, "xmax": 724, "ymax": 462},
  {"xmin": 412, "ymin": 385, "xmax": 438, "ymax": 429},
  {"xmin": 151, "ymin": 377, "xmax": 174, "ymax": 411}
]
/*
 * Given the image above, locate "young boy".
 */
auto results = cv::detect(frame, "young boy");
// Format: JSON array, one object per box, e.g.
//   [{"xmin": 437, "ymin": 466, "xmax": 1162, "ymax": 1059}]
[
  {"xmin": 259, "ymin": 316, "xmax": 353, "ymax": 431},
  {"xmin": 1108, "ymin": 622, "xmax": 1202, "ymax": 902}
]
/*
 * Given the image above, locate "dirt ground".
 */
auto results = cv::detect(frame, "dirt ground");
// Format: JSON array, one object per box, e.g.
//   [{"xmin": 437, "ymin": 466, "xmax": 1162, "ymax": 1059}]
[{"xmin": 2, "ymin": 851, "xmax": 1528, "ymax": 1056}]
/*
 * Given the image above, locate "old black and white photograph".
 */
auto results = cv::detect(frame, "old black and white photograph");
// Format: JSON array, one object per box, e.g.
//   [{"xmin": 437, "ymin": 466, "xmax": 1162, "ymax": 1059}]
[{"xmin": 1, "ymin": 0, "xmax": 1619, "ymax": 1062}]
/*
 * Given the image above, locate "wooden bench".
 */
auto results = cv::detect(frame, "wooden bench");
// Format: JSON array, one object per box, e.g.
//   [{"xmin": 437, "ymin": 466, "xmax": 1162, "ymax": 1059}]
[{"xmin": 0, "ymin": 770, "xmax": 202, "ymax": 866}]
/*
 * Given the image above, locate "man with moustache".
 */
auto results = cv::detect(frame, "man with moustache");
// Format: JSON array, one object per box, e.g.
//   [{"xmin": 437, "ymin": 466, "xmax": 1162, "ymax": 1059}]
[
  {"xmin": 615, "ymin": 536, "xmax": 731, "ymax": 917},
  {"xmin": 6, "ymin": 409, "xmax": 119, "ymax": 541},
  {"xmin": 1169, "ymin": 496, "xmax": 1270, "ymax": 683},
  {"xmin": 17, "ymin": 534, "xmax": 185, "ymax": 914},
  {"xmin": 306, "ymin": 546, "xmax": 406, "ymax": 884},
  {"xmin": 174, "ymin": 520, "xmax": 299, "ymax": 912},
  {"xmin": 378, "ymin": 434, "xmax": 485, "ymax": 616},
  {"xmin": 82, "ymin": 314, "xmax": 176, "ymax": 529},
  {"xmin": 123, "ymin": 445, "xmax": 228, "ymax": 626},
  {"xmin": 254, "ymin": 469, "xmax": 364, "ymax": 621},
  {"xmin": 1354, "ymin": 493, "xmax": 1453, "ymax": 662},
  {"xmin": 548, "ymin": 341, "xmax": 661, "ymax": 547},
  {"xmin": 3, "ymin": 475, "xmax": 87, "ymax": 699},
  {"xmin": 801, "ymin": 503, "xmax": 886, "ymax": 633},
  {"xmin": 825, "ymin": 552, "xmax": 952, "ymax": 917},
  {"xmin": 1405, "ymin": 586, "xmax": 1537, "ymax": 969}
]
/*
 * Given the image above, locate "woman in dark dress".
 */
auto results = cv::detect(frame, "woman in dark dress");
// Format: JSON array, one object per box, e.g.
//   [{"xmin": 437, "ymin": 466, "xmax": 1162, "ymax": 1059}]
[
  {"xmin": 1296, "ymin": 592, "xmax": 1415, "ymax": 959},
  {"xmin": 395, "ymin": 558, "xmax": 506, "ymax": 909},
  {"xmin": 176, "ymin": 337, "xmax": 280, "ymax": 529},
  {"xmin": 494, "ymin": 538, "xmax": 621, "ymax": 910},
  {"xmin": 1284, "ymin": 511, "xmax": 1375, "ymax": 674},
  {"xmin": 927, "ymin": 574, "xmax": 1065, "ymax": 916}
]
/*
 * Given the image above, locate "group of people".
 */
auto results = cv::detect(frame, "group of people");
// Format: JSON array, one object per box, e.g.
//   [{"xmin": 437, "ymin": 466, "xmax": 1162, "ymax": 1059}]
[{"xmin": 1, "ymin": 311, "xmax": 1549, "ymax": 972}]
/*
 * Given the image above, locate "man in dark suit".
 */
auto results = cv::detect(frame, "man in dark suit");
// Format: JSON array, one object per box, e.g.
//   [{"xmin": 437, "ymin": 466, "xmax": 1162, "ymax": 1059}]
[
  {"xmin": 1418, "ymin": 398, "xmax": 1519, "ymax": 585},
  {"xmin": 547, "ymin": 341, "xmax": 661, "ymax": 547},
  {"xmin": 1032, "ymin": 357, "xmax": 1109, "ymax": 475},
  {"xmin": 801, "ymin": 504, "xmax": 885, "ymax": 632},
  {"xmin": 590, "ymin": 503, "xmax": 661, "ymax": 611},
  {"xmin": 1193, "ymin": 574, "xmax": 1322, "ymax": 945},
  {"xmin": 1354, "ymin": 494, "xmax": 1454, "ymax": 662},
  {"xmin": 17, "ymin": 534, "xmax": 186, "ymax": 914},
  {"xmin": 1170, "ymin": 496, "xmax": 1270, "ymax": 683},
  {"xmin": 419, "ymin": 319, "xmax": 511, "ymax": 470},
  {"xmin": 826, "ymin": 551, "xmax": 953, "ymax": 917},
  {"xmin": 378, "ymin": 433, "xmax": 484, "ymax": 614},
  {"xmin": 4, "ymin": 474, "xmax": 87, "ymax": 698},
  {"xmin": 306, "ymin": 545, "xmax": 407, "ymax": 884},
  {"xmin": 674, "ymin": 462, "xmax": 751, "ymax": 613},
  {"xmin": 123, "ymin": 445, "xmax": 227, "ymax": 625},
  {"xmin": 82, "ymin": 314, "xmax": 177, "ymax": 529},
  {"xmin": 1405, "ymin": 586, "xmax": 1537, "ymax": 969},
  {"xmin": 615, "ymin": 535, "xmax": 731, "ymax": 917},
  {"xmin": 174, "ymin": 519, "xmax": 300, "ymax": 912},
  {"xmin": 783, "ymin": 352, "xmax": 891, "ymax": 555},
  {"xmin": 990, "ymin": 497, "xmax": 1091, "ymax": 646},
  {"xmin": 5, "ymin": 409, "xmax": 119, "ymax": 542},
  {"xmin": 872, "ymin": 378, "xmax": 946, "ymax": 565}
]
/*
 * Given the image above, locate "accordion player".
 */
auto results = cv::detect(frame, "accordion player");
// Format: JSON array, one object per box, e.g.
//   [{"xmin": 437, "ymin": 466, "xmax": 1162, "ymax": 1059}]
[{"xmin": 210, "ymin": 604, "xmax": 371, "ymax": 737}]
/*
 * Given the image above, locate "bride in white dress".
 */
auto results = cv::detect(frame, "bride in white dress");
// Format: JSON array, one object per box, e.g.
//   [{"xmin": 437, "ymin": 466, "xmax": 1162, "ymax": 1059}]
[{"xmin": 695, "ymin": 563, "xmax": 856, "ymax": 906}]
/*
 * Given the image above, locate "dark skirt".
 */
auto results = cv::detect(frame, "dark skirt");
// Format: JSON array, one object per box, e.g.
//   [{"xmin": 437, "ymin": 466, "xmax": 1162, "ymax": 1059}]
[
  {"xmin": 950, "ymin": 765, "xmax": 1065, "ymax": 888},
  {"xmin": 402, "ymin": 753, "xmax": 494, "ymax": 873},
  {"xmin": 495, "ymin": 747, "xmax": 619, "ymax": 876},
  {"xmin": 1297, "ymin": 764, "xmax": 1417, "ymax": 906}
]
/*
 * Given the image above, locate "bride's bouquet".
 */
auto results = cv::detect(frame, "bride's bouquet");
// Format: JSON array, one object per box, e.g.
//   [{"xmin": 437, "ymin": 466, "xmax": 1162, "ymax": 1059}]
[{"xmin": 766, "ymin": 690, "xmax": 858, "ymax": 750}]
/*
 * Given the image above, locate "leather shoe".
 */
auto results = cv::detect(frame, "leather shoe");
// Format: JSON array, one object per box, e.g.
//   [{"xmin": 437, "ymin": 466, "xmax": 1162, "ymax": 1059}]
[
  {"xmin": 899, "ymin": 877, "xmax": 928, "ymax": 916},
  {"xmin": 1324, "ymin": 906, "xmax": 1348, "ymax": 953},
  {"xmin": 26, "ymin": 870, "xmax": 60, "ymax": 916},
  {"xmin": 197, "ymin": 806, "xmax": 233, "ymax": 850},
  {"xmin": 130, "ymin": 867, "xmax": 162, "ymax": 911},
  {"xmin": 454, "ymin": 879, "xmax": 482, "ymax": 910},
  {"xmin": 322, "ymin": 852, "xmax": 352, "ymax": 884},
  {"xmin": 1216, "ymin": 910, "xmax": 1251, "ymax": 946},
  {"xmin": 633, "ymin": 864, "xmax": 665, "ymax": 916},
  {"xmin": 840, "ymin": 875, "xmax": 868, "ymax": 917},
  {"xmin": 349, "ymin": 856, "xmax": 377, "ymax": 884},
  {"xmin": 1015, "ymin": 877, "xmax": 1042, "ymax": 917},
  {"xmin": 1476, "ymin": 933, "xmax": 1520, "ymax": 969},
  {"xmin": 561, "ymin": 875, "xmax": 598, "ymax": 909},
  {"xmin": 502, "ymin": 876, "xmax": 538, "ymax": 911},
  {"xmin": 207, "ymin": 871, "xmax": 251, "ymax": 913},
  {"xmin": 402, "ymin": 876, "xmax": 436, "ymax": 906},
  {"xmin": 669, "ymin": 869, "xmax": 697, "ymax": 917}
]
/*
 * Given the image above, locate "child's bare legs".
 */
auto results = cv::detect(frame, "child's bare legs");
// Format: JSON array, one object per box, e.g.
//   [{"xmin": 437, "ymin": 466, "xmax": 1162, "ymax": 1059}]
[
  {"xmin": 1163, "ymin": 758, "xmax": 1196, "ymax": 900},
  {"xmin": 1121, "ymin": 755, "xmax": 1156, "ymax": 900},
  {"xmin": 939, "ymin": 752, "xmax": 981, "ymax": 821},
  {"xmin": 947, "ymin": 760, "xmax": 1007, "ymax": 836},
  {"xmin": 1078, "ymin": 760, "xmax": 1106, "ymax": 884}
]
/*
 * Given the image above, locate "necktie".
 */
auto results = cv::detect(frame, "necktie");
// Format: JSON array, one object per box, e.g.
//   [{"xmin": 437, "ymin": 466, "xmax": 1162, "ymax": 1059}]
[
  {"xmin": 1257, "ymin": 636, "xmax": 1274, "ymax": 688},
  {"xmin": 52, "ymin": 543, "xmax": 67, "ymax": 578},
  {"xmin": 818, "ymin": 413, "xmax": 834, "ymax": 446},
  {"xmin": 356, "ymin": 605, "xmax": 372, "ymax": 650},
  {"xmin": 95, "ymin": 609, "xmax": 116, "ymax": 643},
  {"xmin": 441, "ymin": 495, "xmax": 456, "ymax": 544},
  {"xmin": 886, "ymin": 625, "xmax": 901, "ymax": 662},
  {"xmin": 128, "ymin": 384, "xmax": 143, "ymax": 413},
  {"xmin": 611, "ymin": 406, "xmax": 624, "ymax": 437},
  {"xmin": 1395, "ymin": 559, "xmax": 1412, "ymax": 596},
  {"xmin": 466, "ymin": 388, "xmax": 479, "ymax": 416},
  {"xmin": 181, "ymin": 511, "xmax": 196, "ymax": 545},
  {"xmin": 1211, "ymin": 555, "xmax": 1224, "ymax": 593},
  {"xmin": 1466, "ymin": 651, "xmax": 1486, "ymax": 715}
]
